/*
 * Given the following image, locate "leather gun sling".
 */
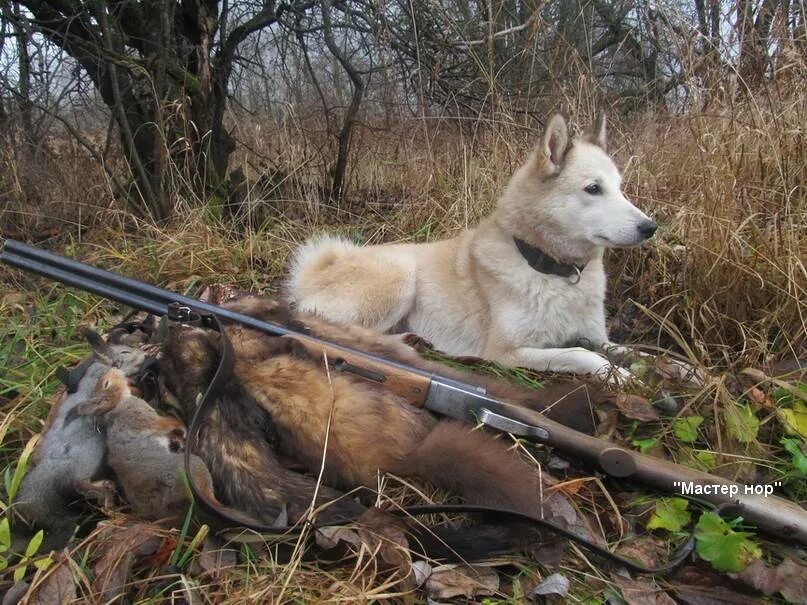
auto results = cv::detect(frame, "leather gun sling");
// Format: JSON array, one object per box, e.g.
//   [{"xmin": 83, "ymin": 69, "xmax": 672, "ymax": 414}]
[{"xmin": 178, "ymin": 309, "xmax": 694, "ymax": 574}]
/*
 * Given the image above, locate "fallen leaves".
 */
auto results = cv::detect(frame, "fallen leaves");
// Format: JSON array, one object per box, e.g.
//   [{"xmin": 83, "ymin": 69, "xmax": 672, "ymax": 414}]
[
  {"xmin": 92, "ymin": 522, "xmax": 166, "ymax": 602},
  {"xmin": 745, "ymin": 385, "xmax": 775, "ymax": 410},
  {"xmin": 0, "ymin": 582, "xmax": 29, "ymax": 605},
  {"xmin": 425, "ymin": 564, "xmax": 499, "ymax": 600},
  {"xmin": 614, "ymin": 537, "xmax": 668, "ymax": 570},
  {"xmin": 612, "ymin": 576, "xmax": 676, "ymax": 605},
  {"xmin": 316, "ymin": 508, "xmax": 411, "ymax": 570},
  {"xmin": 532, "ymin": 572, "xmax": 570, "ymax": 598},
  {"xmin": 316, "ymin": 508, "xmax": 418, "ymax": 589},
  {"xmin": 613, "ymin": 394, "xmax": 660, "ymax": 422},
  {"xmin": 26, "ymin": 551, "xmax": 76, "ymax": 605},
  {"xmin": 672, "ymin": 565, "xmax": 766, "ymax": 604},
  {"xmin": 735, "ymin": 557, "xmax": 807, "ymax": 604}
]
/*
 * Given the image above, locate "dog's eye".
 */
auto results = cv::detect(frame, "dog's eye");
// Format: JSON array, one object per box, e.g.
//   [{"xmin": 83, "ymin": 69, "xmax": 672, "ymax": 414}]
[{"xmin": 584, "ymin": 183, "xmax": 601, "ymax": 195}]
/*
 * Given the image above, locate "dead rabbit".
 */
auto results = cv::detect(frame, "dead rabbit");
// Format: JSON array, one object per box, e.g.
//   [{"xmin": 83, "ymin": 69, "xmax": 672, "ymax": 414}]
[
  {"xmin": 76, "ymin": 367, "xmax": 260, "ymax": 526},
  {"xmin": 14, "ymin": 329, "xmax": 150, "ymax": 546}
]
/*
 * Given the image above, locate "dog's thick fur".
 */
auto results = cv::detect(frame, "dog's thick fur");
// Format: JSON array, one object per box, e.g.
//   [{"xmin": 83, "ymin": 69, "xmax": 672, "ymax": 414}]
[{"xmin": 288, "ymin": 115, "xmax": 658, "ymax": 380}]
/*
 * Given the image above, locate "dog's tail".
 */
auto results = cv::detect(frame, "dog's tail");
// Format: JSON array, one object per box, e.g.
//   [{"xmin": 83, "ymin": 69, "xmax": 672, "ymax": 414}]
[
  {"xmin": 286, "ymin": 234, "xmax": 416, "ymax": 331},
  {"xmin": 400, "ymin": 421, "xmax": 543, "ymax": 517}
]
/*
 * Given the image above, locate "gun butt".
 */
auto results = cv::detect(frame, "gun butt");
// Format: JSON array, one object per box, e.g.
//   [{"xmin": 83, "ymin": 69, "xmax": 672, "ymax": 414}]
[{"xmin": 504, "ymin": 403, "xmax": 807, "ymax": 544}]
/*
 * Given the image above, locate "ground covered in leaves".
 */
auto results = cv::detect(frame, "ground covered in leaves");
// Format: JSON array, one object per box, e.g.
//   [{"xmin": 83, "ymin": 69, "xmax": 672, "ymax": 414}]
[
  {"xmin": 1, "ymin": 85, "xmax": 806, "ymax": 602},
  {"xmin": 0, "ymin": 222, "xmax": 805, "ymax": 604}
]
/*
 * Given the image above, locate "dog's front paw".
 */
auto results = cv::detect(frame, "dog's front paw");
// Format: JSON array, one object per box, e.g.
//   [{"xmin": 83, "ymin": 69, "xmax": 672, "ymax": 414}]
[
  {"xmin": 564, "ymin": 349, "xmax": 636, "ymax": 385},
  {"xmin": 586, "ymin": 356, "xmax": 634, "ymax": 386},
  {"xmin": 600, "ymin": 343, "xmax": 706, "ymax": 386}
]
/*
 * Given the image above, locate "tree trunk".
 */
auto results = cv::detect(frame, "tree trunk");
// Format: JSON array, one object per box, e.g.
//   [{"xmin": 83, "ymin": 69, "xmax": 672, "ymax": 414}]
[
  {"xmin": 12, "ymin": 3, "xmax": 33, "ymax": 134},
  {"xmin": 17, "ymin": 0, "xmax": 280, "ymax": 220},
  {"xmin": 321, "ymin": 0, "xmax": 365, "ymax": 203},
  {"xmin": 738, "ymin": 0, "xmax": 779, "ymax": 84}
]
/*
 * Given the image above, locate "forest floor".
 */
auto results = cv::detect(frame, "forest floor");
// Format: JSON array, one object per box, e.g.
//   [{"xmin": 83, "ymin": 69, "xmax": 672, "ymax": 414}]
[{"xmin": 0, "ymin": 91, "xmax": 805, "ymax": 603}]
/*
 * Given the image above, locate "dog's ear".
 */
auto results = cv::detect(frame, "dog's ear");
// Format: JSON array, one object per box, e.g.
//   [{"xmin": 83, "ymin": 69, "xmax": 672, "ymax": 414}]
[
  {"xmin": 540, "ymin": 114, "xmax": 569, "ymax": 173},
  {"xmin": 585, "ymin": 112, "xmax": 607, "ymax": 150}
]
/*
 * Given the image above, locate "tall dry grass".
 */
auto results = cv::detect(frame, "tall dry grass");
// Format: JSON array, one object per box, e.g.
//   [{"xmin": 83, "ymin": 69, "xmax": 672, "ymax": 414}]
[
  {"xmin": 2, "ymin": 68, "xmax": 805, "ymax": 370},
  {"xmin": 611, "ymin": 80, "xmax": 806, "ymax": 368},
  {"xmin": 218, "ymin": 79, "xmax": 806, "ymax": 370},
  {"xmin": 1, "ymin": 71, "xmax": 805, "ymax": 603}
]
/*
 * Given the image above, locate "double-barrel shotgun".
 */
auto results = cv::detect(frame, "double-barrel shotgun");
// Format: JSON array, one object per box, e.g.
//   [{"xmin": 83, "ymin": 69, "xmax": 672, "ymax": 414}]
[{"xmin": 2, "ymin": 238, "xmax": 806, "ymax": 545}]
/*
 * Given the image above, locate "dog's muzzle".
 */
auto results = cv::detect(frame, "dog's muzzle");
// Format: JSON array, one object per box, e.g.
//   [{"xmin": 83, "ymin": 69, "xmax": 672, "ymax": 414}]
[{"xmin": 637, "ymin": 220, "xmax": 658, "ymax": 240}]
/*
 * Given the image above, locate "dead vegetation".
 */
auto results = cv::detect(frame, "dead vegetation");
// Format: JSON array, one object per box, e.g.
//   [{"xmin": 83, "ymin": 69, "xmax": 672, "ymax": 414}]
[{"xmin": 1, "ymin": 7, "xmax": 806, "ymax": 602}]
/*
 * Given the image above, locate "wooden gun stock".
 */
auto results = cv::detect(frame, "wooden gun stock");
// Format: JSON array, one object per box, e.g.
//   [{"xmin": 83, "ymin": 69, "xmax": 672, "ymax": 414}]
[
  {"xmin": 286, "ymin": 334, "xmax": 432, "ymax": 406},
  {"xmin": 495, "ymin": 402, "xmax": 807, "ymax": 543}
]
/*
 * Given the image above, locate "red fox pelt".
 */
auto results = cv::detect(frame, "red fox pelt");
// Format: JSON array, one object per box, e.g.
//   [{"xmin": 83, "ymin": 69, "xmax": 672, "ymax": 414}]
[{"xmin": 161, "ymin": 297, "xmax": 603, "ymax": 532}]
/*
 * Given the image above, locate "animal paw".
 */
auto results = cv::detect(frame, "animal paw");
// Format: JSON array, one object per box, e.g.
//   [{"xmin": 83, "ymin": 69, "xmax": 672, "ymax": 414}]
[
  {"xmin": 398, "ymin": 332, "xmax": 435, "ymax": 351},
  {"xmin": 74, "ymin": 478, "xmax": 117, "ymax": 508},
  {"xmin": 600, "ymin": 344, "xmax": 706, "ymax": 386},
  {"xmin": 558, "ymin": 349, "xmax": 637, "ymax": 385},
  {"xmin": 594, "ymin": 363, "xmax": 635, "ymax": 386}
]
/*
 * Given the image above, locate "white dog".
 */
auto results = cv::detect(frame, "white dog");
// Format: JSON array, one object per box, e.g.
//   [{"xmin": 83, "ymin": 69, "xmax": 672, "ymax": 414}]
[{"xmin": 287, "ymin": 115, "xmax": 660, "ymax": 382}]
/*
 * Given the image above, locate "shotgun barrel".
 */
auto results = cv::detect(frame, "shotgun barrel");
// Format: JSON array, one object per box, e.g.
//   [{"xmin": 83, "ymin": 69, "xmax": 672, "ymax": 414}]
[{"xmin": 2, "ymin": 238, "xmax": 806, "ymax": 545}]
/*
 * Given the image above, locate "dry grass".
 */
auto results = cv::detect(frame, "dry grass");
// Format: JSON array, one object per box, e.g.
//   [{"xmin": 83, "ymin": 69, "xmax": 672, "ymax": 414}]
[{"xmin": 1, "ymin": 74, "xmax": 806, "ymax": 602}]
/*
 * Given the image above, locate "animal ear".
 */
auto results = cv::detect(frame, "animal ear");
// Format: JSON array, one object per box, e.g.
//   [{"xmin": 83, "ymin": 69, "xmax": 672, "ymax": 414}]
[
  {"xmin": 82, "ymin": 328, "xmax": 114, "ymax": 364},
  {"xmin": 168, "ymin": 427, "xmax": 186, "ymax": 452},
  {"xmin": 75, "ymin": 397, "xmax": 104, "ymax": 417},
  {"xmin": 540, "ymin": 114, "xmax": 569, "ymax": 172},
  {"xmin": 585, "ymin": 112, "xmax": 607, "ymax": 150}
]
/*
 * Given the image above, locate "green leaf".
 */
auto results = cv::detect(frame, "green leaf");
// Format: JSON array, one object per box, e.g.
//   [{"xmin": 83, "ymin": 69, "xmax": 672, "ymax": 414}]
[
  {"xmin": 779, "ymin": 401, "xmax": 807, "ymax": 438},
  {"xmin": 3, "ymin": 467, "xmax": 11, "ymax": 499},
  {"xmin": 773, "ymin": 383, "xmax": 807, "ymax": 406},
  {"xmin": 781, "ymin": 438, "xmax": 807, "ymax": 476},
  {"xmin": 631, "ymin": 438, "xmax": 658, "ymax": 454},
  {"xmin": 693, "ymin": 450, "xmax": 717, "ymax": 470},
  {"xmin": 25, "ymin": 530, "xmax": 44, "ymax": 558},
  {"xmin": 7, "ymin": 435, "xmax": 40, "ymax": 503},
  {"xmin": 694, "ymin": 512, "xmax": 761, "ymax": 572},
  {"xmin": 13, "ymin": 562, "xmax": 27, "ymax": 582},
  {"xmin": 726, "ymin": 403, "xmax": 759, "ymax": 443},
  {"xmin": 0, "ymin": 518, "xmax": 10, "ymax": 551},
  {"xmin": 673, "ymin": 416, "xmax": 703, "ymax": 443},
  {"xmin": 629, "ymin": 359, "xmax": 651, "ymax": 379},
  {"xmin": 33, "ymin": 555, "xmax": 54, "ymax": 571},
  {"xmin": 647, "ymin": 497, "xmax": 691, "ymax": 532}
]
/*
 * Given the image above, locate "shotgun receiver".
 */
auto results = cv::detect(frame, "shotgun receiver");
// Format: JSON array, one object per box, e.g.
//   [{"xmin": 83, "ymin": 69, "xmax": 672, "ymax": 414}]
[{"xmin": 2, "ymin": 238, "xmax": 806, "ymax": 545}]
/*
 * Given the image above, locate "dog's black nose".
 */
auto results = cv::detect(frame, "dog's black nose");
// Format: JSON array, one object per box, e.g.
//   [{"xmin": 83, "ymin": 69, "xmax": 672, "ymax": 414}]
[{"xmin": 637, "ymin": 220, "xmax": 658, "ymax": 239}]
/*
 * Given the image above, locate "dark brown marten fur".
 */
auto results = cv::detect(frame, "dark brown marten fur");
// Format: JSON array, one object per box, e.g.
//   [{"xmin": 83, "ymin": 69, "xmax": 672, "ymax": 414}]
[
  {"xmin": 225, "ymin": 296, "xmax": 603, "ymax": 433},
  {"xmin": 162, "ymin": 298, "xmax": 603, "ymax": 526},
  {"xmin": 160, "ymin": 324, "xmax": 365, "ymax": 526}
]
